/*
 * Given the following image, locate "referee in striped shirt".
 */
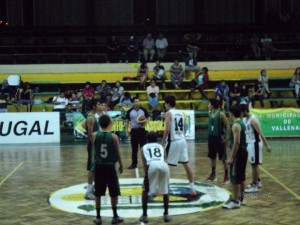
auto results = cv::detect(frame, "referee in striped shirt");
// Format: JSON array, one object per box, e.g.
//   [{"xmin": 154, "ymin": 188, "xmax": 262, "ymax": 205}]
[{"xmin": 126, "ymin": 97, "xmax": 149, "ymax": 169}]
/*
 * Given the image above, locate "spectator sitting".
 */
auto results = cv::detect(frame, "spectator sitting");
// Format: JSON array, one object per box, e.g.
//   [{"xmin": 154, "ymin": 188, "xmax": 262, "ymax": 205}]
[
  {"xmin": 184, "ymin": 53, "xmax": 199, "ymax": 79},
  {"xmin": 119, "ymin": 91, "xmax": 132, "ymax": 109},
  {"xmin": 0, "ymin": 95, "xmax": 9, "ymax": 112},
  {"xmin": 137, "ymin": 62, "xmax": 148, "ymax": 90},
  {"xmin": 107, "ymin": 35, "xmax": 121, "ymax": 63},
  {"xmin": 153, "ymin": 60, "xmax": 166, "ymax": 89},
  {"xmin": 1, "ymin": 79, "xmax": 14, "ymax": 101},
  {"xmin": 170, "ymin": 59, "xmax": 184, "ymax": 89},
  {"xmin": 109, "ymin": 81, "xmax": 124, "ymax": 110},
  {"xmin": 214, "ymin": 80, "xmax": 230, "ymax": 110},
  {"xmin": 64, "ymin": 87, "xmax": 73, "ymax": 100},
  {"xmin": 251, "ymin": 82, "xmax": 264, "ymax": 108},
  {"xmin": 289, "ymin": 67, "xmax": 300, "ymax": 98},
  {"xmin": 53, "ymin": 90, "xmax": 69, "ymax": 123},
  {"xmin": 229, "ymin": 82, "xmax": 241, "ymax": 106},
  {"xmin": 53, "ymin": 90, "xmax": 69, "ymax": 112},
  {"xmin": 63, "ymin": 103, "xmax": 74, "ymax": 128},
  {"xmin": 250, "ymin": 34, "xmax": 261, "ymax": 59},
  {"xmin": 6, "ymin": 74, "xmax": 21, "ymax": 101},
  {"xmin": 258, "ymin": 69, "xmax": 271, "ymax": 94},
  {"xmin": 240, "ymin": 83, "xmax": 250, "ymax": 103},
  {"xmin": 258, "ymin": 69, "xmax": 274, "ymax": 107},
  {"xmin": 81, "ymin": 81, "xmax": 95, "ymax": 115},
  {"xmin": 96, "ymin": 80, "xmax": 112, "ymax": 106},
  {"xmin": 183, "ymin": 32, "xmax": 201, "ymax": 59},
  {"xmin": 19, "ymin": 82, "xmax": 33, "ymax": 112},
  {"xmin": 147, "ymin": 79, "xmax": 160, "ymax": 111},
  {"xmin": 260, "ymin": 34, "xmax": 276, "ymax": 60},
  {"xmin": 69, "ymin": 92, "xmax": 80, "ymax": 111},
  {"xmin": 155, "ymin": 33, "xmax": 168, "ymax": 61},
  {"xmin": 126, "ymin": 36, "xmax": 139, "ymax": 63},
  {"xmin": 190, "ymin": 67, "xmax": 209, "ymax": 99},
  {"xmin": 142, "ymin": 33, "xmax": 155, "ymax": 61}
]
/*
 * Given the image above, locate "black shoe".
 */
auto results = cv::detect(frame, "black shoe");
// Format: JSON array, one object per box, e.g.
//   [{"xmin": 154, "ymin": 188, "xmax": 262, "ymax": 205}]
[
  {"xmin": 111, "ymin": 216, "xmax": 124, "ymax": 224},
  {"xmin": 128, "ymin": 164, "xmax": 137, "ymax": 169}
]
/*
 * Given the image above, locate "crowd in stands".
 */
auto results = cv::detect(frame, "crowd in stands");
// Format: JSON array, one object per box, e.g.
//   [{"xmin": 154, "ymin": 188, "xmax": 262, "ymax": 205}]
[{"xmin": 1, "ymin": 66, "xmax": 300, "ymax": 119}]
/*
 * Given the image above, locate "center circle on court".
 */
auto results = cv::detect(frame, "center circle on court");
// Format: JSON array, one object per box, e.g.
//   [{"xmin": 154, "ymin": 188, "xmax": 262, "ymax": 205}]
[{"xmin": 49, "ymin": 178, "xmax": 230, "ymax": 217}]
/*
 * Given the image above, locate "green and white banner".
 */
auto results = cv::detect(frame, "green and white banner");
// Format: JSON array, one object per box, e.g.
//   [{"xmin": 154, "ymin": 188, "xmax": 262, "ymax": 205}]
[
  {"xmin": 250, "ymin": 108, "xmax": 300, "ymax": 137},
  {"xmin": 73, "ymin": 110, "xmax": 195, "ymax": 140}
]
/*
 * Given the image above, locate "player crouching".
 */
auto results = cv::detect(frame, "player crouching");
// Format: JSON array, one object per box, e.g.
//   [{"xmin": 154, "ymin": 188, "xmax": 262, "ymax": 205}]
[{"xmin": 140, "ymin": 132, "xmax": 171, "ymax": 223}]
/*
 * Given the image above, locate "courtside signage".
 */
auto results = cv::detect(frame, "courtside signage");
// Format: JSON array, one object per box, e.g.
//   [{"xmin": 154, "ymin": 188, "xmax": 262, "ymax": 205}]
[
  {"xmin": 0, "ymin": 112, "xmax": 60, "ymax": 143},
  {"xmin": 250, "ymin": 108, "xmax": 300, "ymax": 137},
  {"xmin": 49, "ymin": 178, "xmax": 230, "ymax": 217},
  {"xmin": 73, "ymin": 110, "xmax": 195, "ymax": 140}
]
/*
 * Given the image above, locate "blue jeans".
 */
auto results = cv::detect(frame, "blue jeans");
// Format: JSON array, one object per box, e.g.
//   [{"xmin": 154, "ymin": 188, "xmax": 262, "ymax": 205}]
[
  {"xmin": 171, "ymin": 75, "xmax": 183, "ymax": 88},
  {"xmin": 148, "ymin": 96, "xmax": 159, "ymax": 109}
]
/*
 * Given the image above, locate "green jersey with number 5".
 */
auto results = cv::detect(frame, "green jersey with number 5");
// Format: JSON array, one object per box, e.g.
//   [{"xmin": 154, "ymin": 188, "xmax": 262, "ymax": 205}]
[{"xmin": 94, "ymin": 131, "xmax": 117, "ymax": 165}]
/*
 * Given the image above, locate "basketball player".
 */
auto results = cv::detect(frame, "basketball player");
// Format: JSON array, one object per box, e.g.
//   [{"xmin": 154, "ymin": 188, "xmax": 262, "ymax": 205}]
[
  {"xmin": 95, "ymin": 101, "xmax": 107, "ymax": 120},
  {"xmin": 162, "ymin": 95, "xmax": 195, "ymax": 195},
  {"xmin": 140, "ymin": 132, "xmax": 171, "ymax": 223},
  {"xmin": 223, "ymin": 105, "xmax": 248, "ymax": 209},
  {"xmin": 84, "ymin": 99, "xmax": 101, "ymax": 200},
  {"xmin": 92, "ymin": 114, "xmax": 123, "ymax": 225},
  {"xmin": 207, "ymin": 98, "xmax": 230, "ymax": 183},
  {"xmin": 240, "ymin": 103, "xmax": 272, "ymax": 193}
]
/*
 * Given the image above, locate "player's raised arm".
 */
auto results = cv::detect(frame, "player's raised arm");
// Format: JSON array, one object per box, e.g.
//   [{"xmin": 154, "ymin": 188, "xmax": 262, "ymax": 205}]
[
  {"xmin": 112, "ymin": 133, "xmax": 123, "ymax": 174},
  {"xmin": 162, "ymin": 111, "xmax": 171, "ymax": 146},
  {"xmin": 251, "ymin": 118, "xmax": 272, "ymax": 153}
]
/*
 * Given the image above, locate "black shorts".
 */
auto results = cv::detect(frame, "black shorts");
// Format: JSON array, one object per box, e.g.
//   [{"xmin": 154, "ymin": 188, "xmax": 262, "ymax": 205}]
[
  {"xmin": 87, "ymin": 141, "xmax": 92, "ymax": 171},
  {"xmin": 208, "ymin": 136, "xmax": 227, "ymax": 160},
  {"xmin": 94, "ymin": 164, "xmax": 120, "ymax": 197},
  {"xmin": 230, "ymin": 149, "xmax": 248, "ymax": 184}
]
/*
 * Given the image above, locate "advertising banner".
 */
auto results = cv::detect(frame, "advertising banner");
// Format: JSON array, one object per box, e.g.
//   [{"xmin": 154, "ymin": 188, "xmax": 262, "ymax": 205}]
[
  {"xmin": 73, "ymin": 110, "xmax": 195, "ymax": 140},
  {"xmin": 250, "ymin": 108, "xmax": 300, "ymax": 137},
  {"xmin": 0, "ymin": 112, "xmax": 60, "ymax": 144}
]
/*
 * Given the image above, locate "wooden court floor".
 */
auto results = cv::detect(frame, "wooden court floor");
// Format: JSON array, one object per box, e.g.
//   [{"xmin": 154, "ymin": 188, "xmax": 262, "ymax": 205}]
[{"xmin": 0, "ymin": 139, "xmax": 299, "ymax": 225}]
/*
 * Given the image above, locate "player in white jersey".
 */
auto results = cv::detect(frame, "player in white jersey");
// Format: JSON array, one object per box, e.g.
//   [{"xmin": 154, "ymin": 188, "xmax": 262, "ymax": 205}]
[
  {"xmin": 240, "ymin": 103, "xmax": 272, "ymax": 193},
  {"xmin": 162, "ymin": 95, "xmax": 195, "ymax": 196},
  {"xmin": 140, "ymin": 132, "xmax": 171, "ymax": 223}
]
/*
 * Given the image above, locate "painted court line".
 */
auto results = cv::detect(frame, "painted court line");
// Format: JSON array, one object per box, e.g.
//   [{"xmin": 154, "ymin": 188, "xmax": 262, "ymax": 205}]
[
  {"xmin": 0, "ymin": 162, "xmax": 23, "ymax": 186},
  {"xmin": 260, "ymin": 166, "xmax": 300, "ymax": 201}
]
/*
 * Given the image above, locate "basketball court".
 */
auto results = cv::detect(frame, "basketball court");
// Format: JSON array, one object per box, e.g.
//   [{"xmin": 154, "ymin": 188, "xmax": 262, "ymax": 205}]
[{"xmin": 0, "ymin": 138, "xmax": 299, "ymax": 225}]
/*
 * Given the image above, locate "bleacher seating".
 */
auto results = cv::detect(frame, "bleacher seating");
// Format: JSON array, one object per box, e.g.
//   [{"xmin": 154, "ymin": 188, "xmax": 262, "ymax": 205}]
[{"xmin": 1, "ymin": 28, "xmax": 300, "ymax": 64}]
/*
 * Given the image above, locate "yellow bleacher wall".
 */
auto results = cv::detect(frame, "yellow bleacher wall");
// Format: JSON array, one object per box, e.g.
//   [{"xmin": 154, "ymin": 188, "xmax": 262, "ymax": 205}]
[{"xmin": 0, "ymin": 60, "xmax": 297, "ymax": 83}]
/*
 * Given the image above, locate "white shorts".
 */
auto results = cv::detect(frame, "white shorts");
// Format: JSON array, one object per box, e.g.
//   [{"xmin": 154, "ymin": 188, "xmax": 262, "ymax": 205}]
[
  {"xmin": 247, "ymin": 141, "xmax": 263, "ymax": 164},
  {"xmin": 148, "ymin": 162, "xmax": 170, "ymax": 195},
  {"xmin": 166, "ymin": 139, "xmax": 189, "ymax": 166}
]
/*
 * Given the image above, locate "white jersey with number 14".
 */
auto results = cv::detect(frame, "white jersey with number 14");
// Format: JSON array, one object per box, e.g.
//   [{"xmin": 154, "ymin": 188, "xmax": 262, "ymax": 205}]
[{"xmin": 169, "ymin": 109, "xmax": 185, "ymax": 141}]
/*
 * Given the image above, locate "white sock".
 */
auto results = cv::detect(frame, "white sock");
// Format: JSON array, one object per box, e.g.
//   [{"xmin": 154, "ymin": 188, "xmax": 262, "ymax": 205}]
[
  {"xmin": 190, "ymin": 182, "xmax": 195, "ymax": 190},
  {"xmin": 87, "ymin": 184, "xmax": 93, "ymax": 192}
]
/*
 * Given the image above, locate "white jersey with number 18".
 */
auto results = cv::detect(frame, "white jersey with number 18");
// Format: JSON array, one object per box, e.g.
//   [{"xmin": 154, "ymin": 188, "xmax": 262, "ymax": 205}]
[
  {"xmin": 169, "ymin": 109, "xmax": 185, "ymax": 141},
  {"xmin": 142, "ymin": 143, "xmax": 165, "ymax": 166}
]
